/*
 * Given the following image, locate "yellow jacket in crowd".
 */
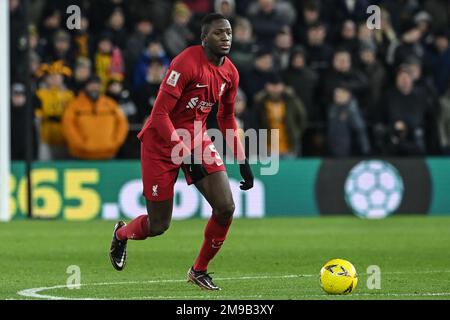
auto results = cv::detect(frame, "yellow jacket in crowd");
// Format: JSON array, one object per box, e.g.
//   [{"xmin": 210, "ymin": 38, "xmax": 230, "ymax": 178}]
[
  {"xmin": 62, "ymin": 92, "xmax": 129, "ymax": 160},
  {"xmin": 36, "ymin": 88, "xmax": 74, "ymax": 145}
]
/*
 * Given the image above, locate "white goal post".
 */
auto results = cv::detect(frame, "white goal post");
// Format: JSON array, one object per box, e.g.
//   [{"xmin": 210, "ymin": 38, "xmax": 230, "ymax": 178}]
[{"xmin": 0, "ymin": 0, "xmax": 11, "ymax": 222}]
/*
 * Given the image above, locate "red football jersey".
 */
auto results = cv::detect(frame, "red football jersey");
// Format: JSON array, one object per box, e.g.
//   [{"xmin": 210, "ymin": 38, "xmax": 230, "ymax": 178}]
[{"xmin": 138, "ymin": 45, "xmax": 242, "ymax": 160}]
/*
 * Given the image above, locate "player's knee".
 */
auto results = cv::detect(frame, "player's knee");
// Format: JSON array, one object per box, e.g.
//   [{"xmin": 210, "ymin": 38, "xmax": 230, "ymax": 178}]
[
  {"xmin": 149, "ymin": 221, "xmax": 170, "ymax": 237},
  {"xmin": 216, "ymin": 202, "xmax": 235, "ymax": 221}
]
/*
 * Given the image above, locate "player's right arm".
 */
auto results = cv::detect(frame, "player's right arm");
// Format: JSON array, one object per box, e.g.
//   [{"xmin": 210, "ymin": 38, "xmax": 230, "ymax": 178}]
[
  {"xmin": 149, "ymin": 90, "xmax": 190, "ymax": 156},
  {"xmin": 146, "ymin": 54, "xmax": 193, "ymax": 157}
]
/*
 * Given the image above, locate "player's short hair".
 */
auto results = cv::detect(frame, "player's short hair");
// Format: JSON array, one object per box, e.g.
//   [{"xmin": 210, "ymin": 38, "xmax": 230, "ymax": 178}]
[{"xmin": 201, "ymin": 13, "xmax": 228, "ymax": 40}]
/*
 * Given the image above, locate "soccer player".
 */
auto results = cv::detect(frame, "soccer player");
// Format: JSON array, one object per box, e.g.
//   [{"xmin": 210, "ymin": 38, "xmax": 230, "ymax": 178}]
[{"xmin": 109, "ymin": 13, "xmax": 254, "ymax": 291}]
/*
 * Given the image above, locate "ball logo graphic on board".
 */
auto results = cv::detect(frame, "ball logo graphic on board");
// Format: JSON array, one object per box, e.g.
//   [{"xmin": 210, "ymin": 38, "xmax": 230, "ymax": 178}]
[{"xmin": 344, "ymin": 160, "xmax": 404, "ymax": 219}]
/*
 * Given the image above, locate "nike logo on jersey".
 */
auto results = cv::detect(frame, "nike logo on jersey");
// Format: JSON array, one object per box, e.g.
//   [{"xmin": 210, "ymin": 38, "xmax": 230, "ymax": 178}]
[{"xmin": 196, "ymin": 84, "xmax": 208, "ymax": 88}]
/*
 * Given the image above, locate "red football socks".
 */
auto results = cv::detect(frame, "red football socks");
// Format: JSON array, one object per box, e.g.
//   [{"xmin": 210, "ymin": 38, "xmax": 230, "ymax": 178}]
[
  {"xmin": 116, "ymin": 215, "xmax": 150, "ymax": 240},
  {"xmin": 193, "ymin": 214, "xmax": 232, "ymax": 272}
]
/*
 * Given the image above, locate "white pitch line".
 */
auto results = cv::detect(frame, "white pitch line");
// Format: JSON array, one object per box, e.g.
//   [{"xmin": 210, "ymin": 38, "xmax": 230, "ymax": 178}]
[
  {"xmin": 132, "ymin": 292, "xmax": 450, "ymax": 299},
  {"xmin": 16, "ymin": 271, "xmax": 450, "ymax": 300},
  {"xmin": 300, "ymin": 292, "xmax": 450, "ymax": 298},
  {"xmin": 133, "ymin": 292, "xmax": 450, "ymax": 299},
  {"xmin": 127, "ymin": 295, "xmax": 265, "ymax": 300},
  {"xmin": 16, "ymin": 274, "xmax": 313, "ymax": 300}
]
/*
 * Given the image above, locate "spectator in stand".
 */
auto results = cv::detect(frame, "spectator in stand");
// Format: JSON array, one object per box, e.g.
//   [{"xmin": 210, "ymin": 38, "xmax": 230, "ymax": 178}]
[
  {"xmin": 439, "ymin": 83, "xmax": 450, "ymax": 155},
  {"xmin": 133, "ymin": 35, "xmax": 170, "ymax": 90},
  {"xmin": 248, "ymin": 0, "xmax": 291, "ymax": 46},
  {"xmin": 404, "ymin": 55, "xmax": 438, "ymax": 106},
  {"xmin": 45, "ymin": 30, "xmax": 76, "ymax": 69},
  {"xmin": 304, "ymin": 21, "xmax": 334, "ymax": 76},
  {"xmin": 336, "ymin": 20, "xmax": 359, "ymax": 59},
  {"xmin": 282, "ymin": 45, "xmax": 322, "ymax": 156},
  {"xmin": 234, "ymin": 87, "xmax": 250, "ymax": 133},
  {"xmin": 429, "ymin": 31, "xmax": 450, "ymax": 97},
  {"xmin": 273, "ymin": 26, "xmax": 294, "ymax": 71},
  {"xmin": 357, "ymin": 21, "xmax": 375, "ymax": 49},
  {"xmin": 282, "ymin": 46, "xmax": 319, "ymax": 122},
  {"xmin": 106, "ymin": 75, "xmax": 138, "ymax": 124},
  {"xmin": 414, "ymin": 11, "xmax": 434, "ymax": 47},
  {"xmin": 70, "ymin": 57, "xmax": 92, "ymax": 94},
  {"xmin": 214, "ymin": 0, "xmax": 236, "ymax": 25},
  {"xmin": 10, "ymin": 83, "xmax": 38, "ymax": 160},
  {"xmin": 123, "ymin": 17, "xmax": 155, "ymax": 86},
  {"xmin": 228, "ymin": 17, "xmax": 258, "ymax": 74},
  {"xmin": 35, "ymin": 61, "xmax": 74, "ymax": 160},
  {"xmin": 293, "ymin": 0, "xmax": 322, "ymax": 45},
  {"xmin": 72, "ymin": 15, "xmax": 92, "ymax": 59},
  {"xmin": 322, "ymin": 48, "xmax": 369, "ymax": 108},
  {"xmin": 358, "ymin": 41, "xmax": 386, "ymax": 119},
  {"xmin": 106, "ymin": 75, "xmax": 140, "ymax": 159},
  {"xmin": 373, "ymin": 7, "xmax": 398, "ymax": 65},
  {"xmin": 38, "ymin": 7, "xmax": 61, "ymax": 51},
  {"xmin": 94, "ymin": 32, "xmax": 124, "ymax": 92},
  {"xmin": 241, "ymin": 48, "xmax": 275, "ymax": 106},
  {"xmin": 10, "ymin": 0, "xmax": 27, "ymax": 81},
  {"xmin": 378, "ymin": 0, "xmax": 420, "ymax": 33},
  {"xmin": 88, "ymin": 0, "xmax": 128, "ymax": 35},
  {"xmin": 29, "ymin": 51, "xmax": 42, "ymax": 90},
  {"xmin": 248, "ymin": 0, "xmax": 296, "ymax": 26},
  {"xmin": 392, "ymin": 20, "xmax": 425, "ymax": 69},
  {"xmin": 133, "ymin": 58, "xmax": 166, "ymax": 123},
  {"xmin": 163, "ymin": 2, "xmax": 195, "ymax": 58},
  {"xmin": 126, "ymin": 0, "xmax": 170, "ymax": 32},
  {"xmin": 62, "ymin": 76, "xmax": 128, "ymax": 160},
  {"xmin": 28, "ymin": 25, "xmax": 45, "ymax": 60},
  {"xmin": 254, "ymin": 73, "xmax": 307, "ymax": 158},
  {"xmin": 329, "ymin": 0, "xmax": 369, "ymax": 24},
  {"xmin": 403, "ymin": 56, "xmax": 440, "ymax": 154},
  {"xmin": 378, "ymin": 66, "xmax": 431, "ymax": 156},
  {"xmin": 327, "ymin": 86, "xmax": 371, "ymax": 157},
  {"xmin": 104, "ymin": 6, "xmax": 128, "ymax": 50}
]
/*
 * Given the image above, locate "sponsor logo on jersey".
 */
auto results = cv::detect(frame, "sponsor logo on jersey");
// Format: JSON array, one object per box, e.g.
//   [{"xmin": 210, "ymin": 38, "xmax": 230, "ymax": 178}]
[
  {"xmin": 186, "ymin": 97, "xmax": 199, "ymax": 109},
  {"xmin": 166, "ymin": 70, "xmax": 181, "ymax": 87},
  {"xmin": 186, "ymin": 96, "xmax": 215, "ymax": 111}
]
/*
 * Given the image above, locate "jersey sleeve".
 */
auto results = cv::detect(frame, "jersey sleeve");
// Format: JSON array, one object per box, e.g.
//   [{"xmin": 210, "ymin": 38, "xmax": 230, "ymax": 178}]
[
  {"xmin": 221, "ymin": 67, "xmax": 239, "ymax": 106},
  {"xmin": 217, "ymin": 68, "xmax": 246, "ymax": 162},
  {"xmin": 140, "ymin": 52, "xmax": 194, "ymax": 158},
  {"xmin": 159, "ymin": 53, "xmax": 195, "ymax": 99},
  {"xmin": 146, "ymin": 88, "xmax": 192, "ymax": 158}
]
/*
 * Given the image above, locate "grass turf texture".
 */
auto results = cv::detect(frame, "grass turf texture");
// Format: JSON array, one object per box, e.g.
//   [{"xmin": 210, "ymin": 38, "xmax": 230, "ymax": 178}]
[{"xmin": 1, "ymin": 216, "xmax": 450, "ymax": 300}]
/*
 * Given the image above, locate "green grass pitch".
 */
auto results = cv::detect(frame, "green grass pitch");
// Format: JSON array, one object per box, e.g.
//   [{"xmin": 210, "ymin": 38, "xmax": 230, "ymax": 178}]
[{"xmin": 1, "ymin": 216, "xmax": 450, "ymax": 300}]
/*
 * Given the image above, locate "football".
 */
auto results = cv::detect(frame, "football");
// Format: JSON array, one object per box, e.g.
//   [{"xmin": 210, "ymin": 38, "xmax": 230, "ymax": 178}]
[{"xmin": 320, "ymin": 259, "xmax": 358, "ymax": 295}]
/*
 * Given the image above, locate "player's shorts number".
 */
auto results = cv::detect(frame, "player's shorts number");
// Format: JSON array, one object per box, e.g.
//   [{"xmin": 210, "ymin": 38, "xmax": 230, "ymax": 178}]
[{"xmin": 209, "ymin": 144, "xmax": 223, "ymax": 166}]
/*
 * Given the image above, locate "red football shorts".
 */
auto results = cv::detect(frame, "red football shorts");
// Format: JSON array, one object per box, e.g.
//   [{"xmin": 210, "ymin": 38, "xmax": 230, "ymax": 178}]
[{"xmin": 141, "ymin": 139, "xmax": 226, "ymax": 202}]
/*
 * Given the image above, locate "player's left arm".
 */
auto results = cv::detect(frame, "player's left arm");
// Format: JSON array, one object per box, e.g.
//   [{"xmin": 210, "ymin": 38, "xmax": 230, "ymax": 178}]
[{"xmin": 217, "ymin": 70, "xmax": 254, "ymax": 191}]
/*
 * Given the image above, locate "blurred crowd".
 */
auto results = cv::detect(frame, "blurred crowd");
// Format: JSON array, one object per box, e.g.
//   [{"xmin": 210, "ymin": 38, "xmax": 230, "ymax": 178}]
[{"xmin": 9, "ymin": 0, "xmax": 450, "ymax": 160}]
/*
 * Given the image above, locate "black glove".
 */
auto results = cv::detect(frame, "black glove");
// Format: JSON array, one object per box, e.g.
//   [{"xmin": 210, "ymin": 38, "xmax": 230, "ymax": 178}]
[
  {"xmin": 239, "ymin": 159, "xmax": 254, "ymax": 191},
  {"xmin": 184, "ymin": 154, "xmax": 208, "ymax": 183}
]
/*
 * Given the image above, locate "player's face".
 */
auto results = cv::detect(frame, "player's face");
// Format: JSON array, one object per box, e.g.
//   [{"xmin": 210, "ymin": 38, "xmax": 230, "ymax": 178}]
[{"xmin": 206, "ymin": 19, "xmax": 232, "ymax": 56}]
